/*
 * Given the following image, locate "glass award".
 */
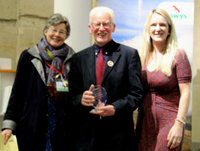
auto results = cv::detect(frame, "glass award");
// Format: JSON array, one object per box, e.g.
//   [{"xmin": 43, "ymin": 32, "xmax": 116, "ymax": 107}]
[{"xmin": 89, "ymin": 85, "xmax": 107, "ymax": 112}]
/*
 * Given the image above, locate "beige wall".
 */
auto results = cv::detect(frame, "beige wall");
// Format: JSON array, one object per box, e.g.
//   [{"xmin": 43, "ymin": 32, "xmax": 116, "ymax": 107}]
[
  {"xmin": 0, "ymin": 0, "xmax": 54, "ymax": 69},
  {"xmin": 54, "ymin": 0, "xmax": 92, "ymax": 52},
  {"xmin": 192, "ymin": 0, "xmax": 200, "ymax": 150}
]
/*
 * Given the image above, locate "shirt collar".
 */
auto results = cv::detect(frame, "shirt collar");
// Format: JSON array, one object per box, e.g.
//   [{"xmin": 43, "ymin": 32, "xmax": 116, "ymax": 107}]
[{"xmin": 94, "ymin": 40, "xmax": 113, "ymax": 55}]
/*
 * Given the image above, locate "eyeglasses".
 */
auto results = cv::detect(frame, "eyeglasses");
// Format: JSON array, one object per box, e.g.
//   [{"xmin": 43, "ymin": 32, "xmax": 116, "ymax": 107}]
[
  {"xmin": 49, "ymin": 27, "xmax": 66, "ymax": 36},
  {"xmin": 91, "ymin": 22, "xmax": 112, "ymax": 28}
]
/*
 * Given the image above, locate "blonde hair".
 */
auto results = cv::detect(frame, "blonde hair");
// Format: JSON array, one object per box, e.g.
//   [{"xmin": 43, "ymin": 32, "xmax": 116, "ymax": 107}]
[
  {"xmin": 140, "ymin": 9, "xmax": 178, "ymax": 76},
  {"xmin": 89, "ymin": 6, "xmax": 115, "ymax": 24}
]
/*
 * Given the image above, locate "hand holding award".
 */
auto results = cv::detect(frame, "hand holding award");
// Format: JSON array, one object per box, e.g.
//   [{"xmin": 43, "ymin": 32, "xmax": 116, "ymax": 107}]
[{"xmin": 89, "ymin": 85, "xmax": 107, "ymax": 112}]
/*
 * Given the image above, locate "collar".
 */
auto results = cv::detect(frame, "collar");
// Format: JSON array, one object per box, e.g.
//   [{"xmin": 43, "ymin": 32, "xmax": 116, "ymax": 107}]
[{"xmin": 94, "ymin": 40, "xmax": 113, "ymax": 55}]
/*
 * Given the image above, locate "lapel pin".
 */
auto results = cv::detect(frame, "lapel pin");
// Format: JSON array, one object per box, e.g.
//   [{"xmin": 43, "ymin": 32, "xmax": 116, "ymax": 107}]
[{"xmin": 107, "ymin": 60, "xmax": 114, "ymax": 67}]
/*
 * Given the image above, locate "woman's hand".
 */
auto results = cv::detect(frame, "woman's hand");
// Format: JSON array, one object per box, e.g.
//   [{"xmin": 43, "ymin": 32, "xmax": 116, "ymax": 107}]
[
  {"xmin": 167, "ymin": 82, "xmax": 190, "ymax": 149},
  {"xmin": 1, "ymin": 129, "xmax": 13, "ymax": 144},
  {"xmin": 167, "ymin": 121, "xmax": 184, "ymax": 149}
]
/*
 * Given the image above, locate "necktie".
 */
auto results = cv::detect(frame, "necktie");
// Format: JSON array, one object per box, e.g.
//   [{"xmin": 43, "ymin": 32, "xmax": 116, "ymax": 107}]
[{"xmin": 96, "ymin": 48, "xmax": 105, "ymax": 85}]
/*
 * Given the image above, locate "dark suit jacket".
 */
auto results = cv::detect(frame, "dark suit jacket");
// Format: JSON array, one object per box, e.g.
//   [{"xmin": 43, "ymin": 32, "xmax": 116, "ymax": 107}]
[{"xmin": 69, "ymin": 40, "xmax": 143, "ymax": 151}]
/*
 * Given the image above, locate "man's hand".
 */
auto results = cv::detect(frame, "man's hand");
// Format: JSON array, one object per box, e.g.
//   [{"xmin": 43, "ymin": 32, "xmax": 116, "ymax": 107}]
[
  {"xmin": 90, "ymin": 105, "xmax": 115, "ymax": 117},
  {"xmin": 81, "ymin": 85, "xmax": 95, "ymax": 107}
]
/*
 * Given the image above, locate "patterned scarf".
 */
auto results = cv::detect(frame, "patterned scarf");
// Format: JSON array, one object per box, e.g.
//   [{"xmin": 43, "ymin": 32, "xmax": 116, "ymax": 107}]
[{"xmin": 38, "ymin": 37, "xmax": 69, "ymax": 95}]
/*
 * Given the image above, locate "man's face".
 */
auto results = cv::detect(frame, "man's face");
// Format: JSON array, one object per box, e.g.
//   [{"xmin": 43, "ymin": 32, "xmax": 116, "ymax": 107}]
[{"xmin": 89, "ymin": 11, "xmax": 115, "ymax": 47}]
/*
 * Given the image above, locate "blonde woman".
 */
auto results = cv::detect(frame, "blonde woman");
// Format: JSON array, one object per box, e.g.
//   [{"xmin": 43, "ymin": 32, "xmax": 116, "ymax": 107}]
[{"xmin": 136, "ymin": 9, "xmax": 191, "ymax": 151}]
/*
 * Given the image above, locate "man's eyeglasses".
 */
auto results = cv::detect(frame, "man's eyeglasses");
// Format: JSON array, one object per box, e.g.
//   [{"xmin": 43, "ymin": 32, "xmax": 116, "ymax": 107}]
[
  {"xmin": 91, "ymin": 22, "xmax": 113, "ymax": 28},
  {"xmin": 49, "ymin": 27, "xmax": 67, "ymax": 36}
]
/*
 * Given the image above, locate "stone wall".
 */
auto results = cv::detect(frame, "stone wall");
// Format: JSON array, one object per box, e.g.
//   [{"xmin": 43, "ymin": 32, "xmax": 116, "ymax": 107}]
[{"xmin": 0, "ymin": 0, "xmax": 54, "ymax": 69}]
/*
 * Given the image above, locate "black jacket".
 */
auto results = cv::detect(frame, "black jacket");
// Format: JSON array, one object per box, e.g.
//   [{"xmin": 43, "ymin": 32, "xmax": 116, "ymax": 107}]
[
  {"xmin": 2, "ymin": 44, "xmax": 75, "ymax": 151},
  {"xmin": 69, "ymin": 40, "xmax": 144, "ymax": 151}
]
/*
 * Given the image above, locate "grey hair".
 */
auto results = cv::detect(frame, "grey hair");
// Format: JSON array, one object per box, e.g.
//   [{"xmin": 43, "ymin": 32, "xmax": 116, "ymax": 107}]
[
  {"xmin": 89, "ymin": 6, "xmax": 115, "ymax": 24},
  {"xmin": 43, "ymin": 13, "xmax": 71, "ymax": 39}
]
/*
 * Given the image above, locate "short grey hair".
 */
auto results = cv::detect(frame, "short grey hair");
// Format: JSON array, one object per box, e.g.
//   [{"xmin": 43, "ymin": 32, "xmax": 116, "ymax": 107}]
[
  {"xmin": 43, "ymin": 13, "xmax": 71, "ymax": 39},
  {"xmin": 89, "ymin": 6, "xmax": 115, "ymax": 24}
]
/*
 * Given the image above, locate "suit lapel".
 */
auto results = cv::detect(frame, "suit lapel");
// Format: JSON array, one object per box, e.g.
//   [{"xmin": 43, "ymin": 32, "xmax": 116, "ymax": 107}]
[
  {"xmin": 103, "ymin": 41, "xmax": 121, "ymax": 83},
  {"xmin": 84, "ymin": 47, "xmax": 96, "ymax": 84},
  {"xmin": 83, "ymin": 41, "xmax": 121, "ymax": 85},
  {"xmin": 28, "ymin": 45, "xmax": 46, "ymax": 85},
  {"xmin": 31, "ymin": 58, "xmax": 46, "ymax": 85}
]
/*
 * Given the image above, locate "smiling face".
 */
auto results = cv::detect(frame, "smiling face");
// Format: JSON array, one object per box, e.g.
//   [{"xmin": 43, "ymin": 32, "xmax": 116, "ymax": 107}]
[
  {"xmin": 44, "ymin": 23, "xmax": 67, "ymax": 49},
  {"xmin": 88, "ymin": 11, "xmax": 115, "ymax": 47},
  {"xmin": 149, "ymin": 13, "xmax": 170, "ymax": 45}
]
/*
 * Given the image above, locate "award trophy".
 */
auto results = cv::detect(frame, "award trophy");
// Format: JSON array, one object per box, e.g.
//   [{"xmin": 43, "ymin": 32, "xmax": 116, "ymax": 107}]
[{"xmin": 89, "ymin": 85, "xmax": 107, "ymax": 112}]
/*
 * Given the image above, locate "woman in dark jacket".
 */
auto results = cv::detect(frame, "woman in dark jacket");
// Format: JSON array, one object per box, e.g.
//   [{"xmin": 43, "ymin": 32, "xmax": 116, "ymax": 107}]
[{"xmin": 1, "ymin": 13, "xmax": 75, "ymax": 151}]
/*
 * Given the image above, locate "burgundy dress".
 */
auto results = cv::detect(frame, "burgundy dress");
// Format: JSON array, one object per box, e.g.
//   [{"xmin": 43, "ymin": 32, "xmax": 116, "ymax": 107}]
[{"xmin": 136, "ymin": 49, "xmax": 191, "ymax": 151}]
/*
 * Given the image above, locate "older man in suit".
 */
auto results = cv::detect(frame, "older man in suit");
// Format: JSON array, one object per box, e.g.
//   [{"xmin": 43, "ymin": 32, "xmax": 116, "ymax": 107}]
[{"xmin": 69, "ymin": 6, "xmax": 144, "ymax": 151}]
